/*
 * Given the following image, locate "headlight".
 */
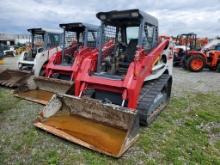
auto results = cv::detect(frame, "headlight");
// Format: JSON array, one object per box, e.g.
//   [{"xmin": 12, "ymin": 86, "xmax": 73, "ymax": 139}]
[
  {"xmin": 100, "ymin": 15, "xmax": 106, "ymax": 20},
  {"xmin": 131, "ymin": 12, "xmax": 139, "ymax": 17}
]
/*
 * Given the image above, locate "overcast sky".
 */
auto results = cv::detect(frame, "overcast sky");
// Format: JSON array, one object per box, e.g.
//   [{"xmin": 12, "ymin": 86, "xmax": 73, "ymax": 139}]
[{"xmin": 0, "ymin": 0, "xmax": 219, "ymax": 37}]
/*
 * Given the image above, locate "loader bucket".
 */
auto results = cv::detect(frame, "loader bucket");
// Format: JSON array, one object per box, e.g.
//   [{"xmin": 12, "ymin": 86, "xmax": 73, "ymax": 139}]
[
  {"xmin": 34, "ymin": 94, "xmax": 139, "ymax": 157},
  {"xmin": 14, "ymin": 76, "xmax": 74, "ymax": 105},
  {"xmin": 0, "ymin": 69, "xmax": 31, "ymax": 88}
]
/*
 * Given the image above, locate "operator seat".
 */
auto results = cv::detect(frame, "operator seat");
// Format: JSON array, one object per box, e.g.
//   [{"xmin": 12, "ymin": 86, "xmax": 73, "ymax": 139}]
[
  {"xmin": 125, "ymin": 39, "xmax": 138, "ymax": 62},
  {"xmin": 117, "ymin": 39, "xmax": 138, "ymax": 74}
]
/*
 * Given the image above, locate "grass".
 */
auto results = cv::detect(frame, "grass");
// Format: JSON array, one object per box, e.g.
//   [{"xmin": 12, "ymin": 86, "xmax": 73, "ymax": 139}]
[
  {"xmin": 0, "ymin": 88, "xmax": 220, "ymax": 164},
  {"xmin": 0, "ymin": 88, "xmax": 20, "ymax": 113}
]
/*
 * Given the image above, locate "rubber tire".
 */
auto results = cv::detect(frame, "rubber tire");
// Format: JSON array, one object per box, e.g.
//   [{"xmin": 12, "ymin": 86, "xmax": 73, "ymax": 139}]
[
  {"xmin": 216, "ymin": 63, "xmax": 220, "ymax": 73},
  {"xmin": 186, "ymin": 55, "xmax": 205, "ymax": 72}
]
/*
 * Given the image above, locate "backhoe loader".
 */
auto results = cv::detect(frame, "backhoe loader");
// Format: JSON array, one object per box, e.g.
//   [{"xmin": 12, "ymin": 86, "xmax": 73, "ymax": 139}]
[
  {"xmin": 34, "ymin": 9, "xmax": 173, "ymax": 157},
  {"xmin": 14, "ymin": 23, "xmax": 101, "ymax": 104}
]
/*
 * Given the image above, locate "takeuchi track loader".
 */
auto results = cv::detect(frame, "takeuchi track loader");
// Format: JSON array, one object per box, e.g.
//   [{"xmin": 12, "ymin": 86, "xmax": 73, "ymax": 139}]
[
  {"xmin": 14, "ymin": 23, "xmax": 101, "ymax": 105},
  {"xmin": 44, "ymin": 23, "xmax": 99, "ymax": 80},
  {"xmin": 34, "ymin": 9, "xmax": 173, "ymax": 157}
]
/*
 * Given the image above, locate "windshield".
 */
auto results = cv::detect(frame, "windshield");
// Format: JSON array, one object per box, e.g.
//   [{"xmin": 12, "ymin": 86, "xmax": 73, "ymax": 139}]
[
  {"xmin": 62, "ymin": 31, "xmax": 81, "ymax": 48},
  {"xmin": 47, "ymin": 33, "xmax": 61, "ymax": 48},
  {"xmin": 62, "ymin": 30, "xmax": 97, "ymax": 48},
  {"xmin": 126, "ymin": 27, "xmax": 139, "ymax": 43},
  {"xmin": 96, "ymin": 24, "xmax": 140, "ymax": 75},
  {"xmin": 32, "ymin": 34, "xmax": 44, "ymax": 49}
]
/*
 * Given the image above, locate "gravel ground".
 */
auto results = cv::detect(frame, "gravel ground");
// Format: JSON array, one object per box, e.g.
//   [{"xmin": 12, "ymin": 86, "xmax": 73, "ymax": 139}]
[{"xmin": 173, "ymin": 67, "xmax": 220, "ymax": 96}]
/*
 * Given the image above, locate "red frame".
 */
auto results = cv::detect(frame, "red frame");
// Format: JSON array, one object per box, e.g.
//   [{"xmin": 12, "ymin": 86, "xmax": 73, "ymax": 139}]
[
  {"xmin": 44, "ymin": 40, "xmax": 115, "ymax": 81},
  {"xmin": 75, "ymin": 39, "xmax": 170, "ymax": 110}
]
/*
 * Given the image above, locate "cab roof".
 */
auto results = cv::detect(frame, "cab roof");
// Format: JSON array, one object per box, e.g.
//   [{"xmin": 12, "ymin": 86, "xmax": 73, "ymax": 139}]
[
  {"xmin": 59, "ymin": 22, "xmax": 99, "ymax": 32},
  {"xmin": 96, "ymin": 9, "xmax": 158, "ymax": 27},
  {"xmin": 27, "ymin": 28, "xmax": 62, "ymax": 34}
]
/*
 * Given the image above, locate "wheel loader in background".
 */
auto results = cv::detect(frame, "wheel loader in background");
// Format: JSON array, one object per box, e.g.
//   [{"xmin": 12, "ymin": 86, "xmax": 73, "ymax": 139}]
[
  {"xmin": 0, "ymin": 28, "xmax": 62, "ymax": 88},
  {"xmin": 34, "ymin": 9, "xmax": 173, "ymax": 157},
  {"xmin": 14, "ymin": 23, "xmax": 101, "ymax": 104}
]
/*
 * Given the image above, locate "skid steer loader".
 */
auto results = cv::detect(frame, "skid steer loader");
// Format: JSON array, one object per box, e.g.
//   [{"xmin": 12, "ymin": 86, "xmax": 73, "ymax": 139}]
[
  {"xmin": 18, "ymin": 28, "xmax": 62, "ymax": 73},
  {"xmin": 44, "ymin": 23, "xmax": 99, "ymax": 80},
  {"xmin": 14, "ymin": 23, "xmax": 101, "ymax": 105},
  {"xmin": 34, "ymin": 9, "xmax": 173, "ymax": 157},
  {"xmin": 0, "ymin": 28, "xmax": 62, "ymax": 88}
]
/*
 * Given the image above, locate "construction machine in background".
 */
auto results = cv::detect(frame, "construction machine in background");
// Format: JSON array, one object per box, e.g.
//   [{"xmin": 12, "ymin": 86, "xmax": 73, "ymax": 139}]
[
  {"xmin": 173, "ymin": 33, "xmax": 197, "ymax": 66},
  {"xmin": 43, "ymin": 23, "xmax": 99, "ymax": 80},
  {"xmin": 174, "ymin": 33, "xmax": 220, "ymax": 72},
  {"xmin": 34, "ymin": 9, "xmax": 173, "ymax": 157},
  {"xmin": 18, "ymin": 28, "xmax": 62, "ymax": 74},
  {"xmin": 0, "ymin": 45, "xmax": 4, "ymax": 64},
  {"xmin": 14, "ymin": 23, "xmax": 100, "ymax": 105},
  {"xmin": 0, "ymin": 28, "xmax": 62, "ymax": 88},
  {"xmin": 183, "ymin": 39, "xmax": 220, "ymax": 72}
]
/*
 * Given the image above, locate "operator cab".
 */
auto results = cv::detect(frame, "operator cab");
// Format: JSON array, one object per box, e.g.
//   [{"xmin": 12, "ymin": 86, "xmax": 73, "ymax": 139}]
[
  {"xmin": 59, "ymin": 23, "xmax": 99, "ymax": 65},
  {"xmin": 176, "ymin": 33, "xmax": 197, "ymax": 51},
  {"xmin": 25, "ymin": 28, "xmax": 61, "ymax": 61},
  {"xmin": 94, "ymin": 9, "xmax": 158, "ymax": 79}
]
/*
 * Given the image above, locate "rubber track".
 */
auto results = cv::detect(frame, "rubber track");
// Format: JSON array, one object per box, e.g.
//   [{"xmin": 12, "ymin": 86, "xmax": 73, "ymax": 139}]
[{"xmin": 137, "ymin": 74, "xmax": 170, "ymax": 125}]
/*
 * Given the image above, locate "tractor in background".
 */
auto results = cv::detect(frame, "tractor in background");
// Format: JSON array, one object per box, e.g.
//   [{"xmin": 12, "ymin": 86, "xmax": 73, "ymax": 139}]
[
  {"xmin": 184, "ymin": 39, "xmax": 220, "ymax": 72},
  {"xmin": 173, "ymin": 33, "xmax": 197, "ymax": 66}
]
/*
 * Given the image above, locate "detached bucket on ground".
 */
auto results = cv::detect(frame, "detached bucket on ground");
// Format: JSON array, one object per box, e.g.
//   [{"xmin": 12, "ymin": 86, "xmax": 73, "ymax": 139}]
[
  {"xmin": 14, "ymin": 76, "xmax": 74, "ymax": 105},
  {"xmin": 0, "ymin": 69, "xmax": 31, "ymax": 88},
  {"xmin": 34, "ymin": 94, "xmax": 139, "ymax": 157}
]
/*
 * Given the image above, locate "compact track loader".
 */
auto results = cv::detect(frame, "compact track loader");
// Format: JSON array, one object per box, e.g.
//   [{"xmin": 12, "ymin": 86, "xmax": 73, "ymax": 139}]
[
  {"xmin": 0, "ymin": 28, "xmax": 62, "ymax": 88},
  {"xmin": 34, "ymin": 9, "xmax": 173, "ymax": 157},
  {"xmin": 44, "ymin": 23, "xmax": 99, "ymax": 80},
  {"xmin": 14, "ymin": 23, "xmax": 100, "ymax": 104},
  {"xmin": 18, "ymin": 28, "xmax": 62, "ymax": 73}
]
